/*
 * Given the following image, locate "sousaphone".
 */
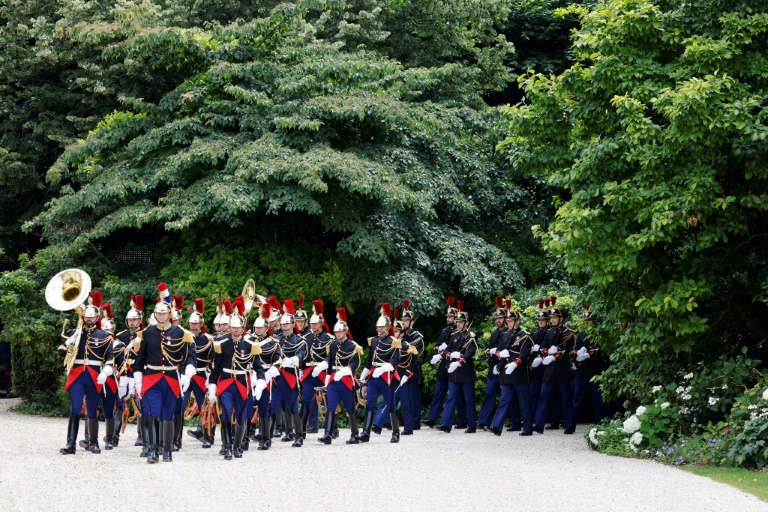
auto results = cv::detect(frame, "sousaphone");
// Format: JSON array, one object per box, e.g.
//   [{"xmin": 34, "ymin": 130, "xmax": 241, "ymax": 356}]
[
  {"xmin": 241, "ymin": 279, "xmax": 266, "ymax": 320},
  {"xmin": 46, "ymin": 269, "xmax": 92, "ymax": 372}
]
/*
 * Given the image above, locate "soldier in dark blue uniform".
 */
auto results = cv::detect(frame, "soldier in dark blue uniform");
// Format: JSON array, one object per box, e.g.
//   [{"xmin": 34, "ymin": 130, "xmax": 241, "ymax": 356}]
[
  {"xmin": 528, "ymin": 299, "xmax": 550, "ymax": 429},
  {"xmin": 133, "ymin": 296, "xmax": 196, "ymax": 463},
  {"xmin": 269, "ymin": 300, "xmax": 307, "ymax": 447},
  {"xmin": 299, "ymin": 299, "xmax": 332, "ymax": 436},
  {"xmin": 208, "ymin": 299, "xmax": 265, "ymax": 459},
  {"xmin": 439, "ymin": 306, "xmax": 478, "ymax": 433},
  {"xmin": 58, "ymin": 293, "xmax": 113, "ymax": 455},
  {"xmin": 490, "ymin": 310, "xmax": 533, "ymax": 436},
  {"xmin": 425, "ymin": 298, "xmax": 467, "ymax": 428},
  {"xmin": 116, "ymin": 295, "xmax": 146, "ymax": 452},
  {"xmin": 571, "ymin": 305, "xmax": 605, "ymax": 424},
  {"xmin": 398, "ymin": 301, "xmax": 424, "ymax": 434},
  {"xmin": 318, "ymin": 308, "xmax": 363, "ymax": 444},
  {"xmin": 533, "ymin": 297, "xmax": 576, "ymax": 434},
  {"xmin": 98, "ymin": 305, "xmax": 121, "ymax": 450},
  {"xmin": 478, "ymin": 298, "xmax": 508, "ymax": 430},
  {"xmin": 250, "ymin": 304, "xmax": 281, "ymax": 450},
  {"xmin": 266, "ymin": 296, "xmax": 287, "ymax": 437},
  {"xmin": 184, "ymin": 299, "xmax": 217, "ymax": 448},
  {"xmin": 359, "ymin": 303, "xmax": 401, "ymax": 443}
]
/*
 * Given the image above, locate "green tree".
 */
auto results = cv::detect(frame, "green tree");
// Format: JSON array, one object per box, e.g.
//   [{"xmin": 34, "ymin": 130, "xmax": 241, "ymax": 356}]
[{"xmin": 499, "ymin": 0, "xmax": 768, "ymax": 399}]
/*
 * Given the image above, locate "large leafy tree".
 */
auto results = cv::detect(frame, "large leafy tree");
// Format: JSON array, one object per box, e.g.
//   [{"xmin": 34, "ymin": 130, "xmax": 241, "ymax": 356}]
[{"xmin": 500, "ymin": 0, "xmax": 768, "ymax": 398}]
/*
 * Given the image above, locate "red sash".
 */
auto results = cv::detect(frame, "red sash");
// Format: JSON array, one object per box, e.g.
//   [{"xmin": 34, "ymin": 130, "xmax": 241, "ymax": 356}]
[
  {"xmin": 192, "ymin": 374, "xmax": 207, "ymax": 392},
  {"xmin": 279, "ymin": 368, "xmax": 298, "ymax": 390},
  {"xmin": 65, "ymin": 366, "xmax": 101, "ymax": 393},
  {"xmin": 142, "ymin": 373, "xmax": 180, "ymax": 397}
]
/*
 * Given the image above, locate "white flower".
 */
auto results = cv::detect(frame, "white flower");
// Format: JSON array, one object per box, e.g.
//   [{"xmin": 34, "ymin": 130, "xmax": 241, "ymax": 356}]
[
  {"xmin": 636, "ymin": 406, "xmax": 647, "ymax": 416},
  {"xmin": 748, "ymin": 404, "xmax": 758, "ymax": 410},
  {"xmin": 708, "ymin": 397, "xmax": 719, "ymax": 406},
  {"xmin": 589, "ymin": 428, "xmax": 599, "ymax": 446},
  {"xmin": 630, "ymin": 432, "xmax": 643, "ymax": 446},
  {"xmin": 721, "ymin": 384, "xmax": 728, "ymax": 390},
  {"xmin": 676, "ymin": 386, "xmax": 685, "ymax": 394},
  {"xmin": 622, "ymin": 415, "xmax": 642, "ymax": 434},
  {"xmin": 597, "ymin": 431, "xmax": 605, "ymax": 436},
  {"xmin": 661, "ymin": 402, "xmax": 670, "ymax": 409},
  {"xmin": 652, "ymin": 385, "xmax": 662, "ymax": 393},
  {"xmin": 684, "ymin": 373, "xmax": 694, "ymax": 380},
  {"xmin": 680, "ymin": 407, "xmax": 689, "ymax": 414},
  {"xmin": 762, "ymin": 388, "xmax": 768, "ymax": 401}
]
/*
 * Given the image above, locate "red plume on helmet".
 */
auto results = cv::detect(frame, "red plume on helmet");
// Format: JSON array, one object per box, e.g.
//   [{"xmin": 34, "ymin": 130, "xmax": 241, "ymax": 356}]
[
  {"xmin": 173, "ymin": 295, "xmax": 184, "ymax": 311},
  {"xmin": 495, "ymin": 296, "xmax": 503, "ymax": 308},
  {"xmin": 233, "ymin": 296, "xmax": 245, "ymax": 318},
  {"xmin": 538, "ymin": 299, "xmax": 544, "ymax": 309},
  {"xmin": 194, "ymin": 298, "xmax": 204, "ymax": 314},
  {"xmin": 456, "ymin": 300, "xmax": 464, "ymax": 312},
  {"xmin": 380, "ymin": 302, "xmax": 391, "ymax": 318},
  {"xmin": 134, "ymin": 294, "xmax": 144, "ymax": 311},
  {"xmin": 336, "ymin": 307, "xmax": 353, "ymax": 341},
  {"xmin": 550, "ymin": 295, "xmax": 557, "ymax": 306},
  {"xmin": 261, "ymin": 303, "xmax": 271, "ymax": 319},
  {"xmin": 403, "ymin": 299, "xmax": 410, "ymax": 311},
  {"xmin": 505, "ymin": 299, "xmax": 512, "ymax": 311},
  {"xmin": 91, "ymin": 291, "xmax": 103, "ymax": 309},
  {"xmin": 224, "ymin": 300, "xmax": 233, "ymax": 316},
  {"xmin": 298, "ymin": 297, "xmax": 304, "ymax": 310},
  {"xmin": 544, "ymin": 298, "xmax": 551, "ymax": 308},
  {"xmin": 313, "ymin": 299, "xmax": 330, "ymax": 333},
  {"xmin": 103, "ymin": 304, "xmax": 114, "ymax": 319},
  {"xmin": 446, "ymin": 297, "xmax": 455, "ymax": 307},
  {"xmin": 283, "ymin": 299, "xmax": 296, "ymax": 316}
]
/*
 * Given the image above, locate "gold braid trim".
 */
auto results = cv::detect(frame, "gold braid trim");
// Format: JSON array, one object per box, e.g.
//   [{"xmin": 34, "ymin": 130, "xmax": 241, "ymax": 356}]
[{"xmin": 134, "ymin": 330, "xmax": 143, "ymax": 352}]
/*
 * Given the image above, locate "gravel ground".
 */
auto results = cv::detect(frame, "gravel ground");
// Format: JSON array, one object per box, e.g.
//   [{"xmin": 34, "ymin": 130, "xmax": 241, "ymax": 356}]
[{"xmin": 0, "ymin": 397, "xmax": 765, "ymax": 512}]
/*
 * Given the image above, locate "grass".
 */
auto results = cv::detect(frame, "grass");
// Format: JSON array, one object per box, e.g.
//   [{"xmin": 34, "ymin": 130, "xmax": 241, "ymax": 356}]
[{"xmin": 681, "ymin": 466, "xmax": 768, "ymax": 502}]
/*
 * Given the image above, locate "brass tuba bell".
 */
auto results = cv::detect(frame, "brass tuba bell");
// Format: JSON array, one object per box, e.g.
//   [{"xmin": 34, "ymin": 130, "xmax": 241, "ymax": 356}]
[
  {"xmin": 241, "ymin": 279, "xmax": 266, "ymax": 319},
  {"xmin": 45, "ymin": 268, "xmax": 92, "ymax": 311}
]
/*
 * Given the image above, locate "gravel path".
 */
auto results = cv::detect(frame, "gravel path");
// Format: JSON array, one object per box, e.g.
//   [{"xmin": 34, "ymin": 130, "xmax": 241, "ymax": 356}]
[{"xmin": 0, "ymin": 397, "xmax": 764, "ymax": 512}]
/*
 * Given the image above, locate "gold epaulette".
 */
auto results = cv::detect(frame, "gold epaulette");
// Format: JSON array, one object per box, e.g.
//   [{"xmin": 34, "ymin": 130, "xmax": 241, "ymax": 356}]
[
  {"xmin": 251, "ymin": 343, "xmax": 262, "ymax": 356},
  {"xmin": 407, "ymin": 345, "xmax": 418, "ymax": 355},
  {"xmin": 182, "ymin": 330, "xmax": 194, "ymax": 344},
  {"xmin": 353, "ymin": 342, "xmax": 364, "ymax": 356},
  {"xmin": 205, "ymin": 333, "xmax": 214, "ymax": 342},
  {"xmin": 134, "ymin": 330, "xmax": 143, "ymax": 352},
  {"xmin": 326, "ymin": 345, "xmax": 331, "ymax": 355},
  {"xmin": 391, "ymin": 338, "xmax": 402, "ymax": 349},
  {"xmin": 367, "ymin": 337, "xmax": 373, "ymax": 347},
  {"xmin": 213, "ymin": 341, "xmax": 223, "ymax": 354}
]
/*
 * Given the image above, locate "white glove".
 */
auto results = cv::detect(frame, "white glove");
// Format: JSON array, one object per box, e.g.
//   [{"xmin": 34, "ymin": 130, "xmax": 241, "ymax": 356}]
[
  {"xmin": 531, "ymin": 358, "xmax": 543, "ymax": 368},
  {"xmin": 119, "ymin": 375, "xmax": 128, "ymax": 387},
  {"xmin": 282, "ymin": 356, "xmax": 298, "ymax": 368},
  {"xmin": 254, "ymin": 379, "xmax": 267, "ymax": 400},
  {"xmin": 447, "ymin": 361, "xmax": 461, "ymax": 373},
  {"xmin": 334, "ymin": 367, "xmax": 353, "ymax": 381},
  {"xmin": 493, "ymin": 366, "xmax": 499, "ymax": 375},
  {"xmin": 118, "ymin": 385, "xmax": 128, "ymax": 398},
  {"xmin": 438, "ymin": 342, "xmax": 447, "ymax": 352},
  {"xmin": 205, "ymin": 372, "xmax": 211, "ymax": 388},
  {"xmin": 400, "ymin": 375, "xmax": 409, "ymax": 385},
  {"xmin": 531, "ymin": 344, "xmax": 540, "ymax": 353},
  {"xmin": 360, "ymin": 368, "xmax": 370, "ymax": 384},
  {"xmin": 65, "ymin": 331, "xmax": 79, "ymax": 347},
  {"xmin": 450, "ymin": 351, "xmax": 461, "ymax": 360},
  {"xmin": 207, "ymin": 384, "xmax": 217, "ymax": 403},
  {"xmin": 312, "ymin": 361, "xmax": 328, "ymax": 377},
  {"xmin": 489, "ymin": 348, "xmax": 497, "ymax": 355},
  {"xmin": 543, "ymin": 355, "xmax": 555, "ymax": 365},
  {"xmin": 97, "ymin": 366, "xmax": 112, "ymax": 385},
  {"xmin": 373, "ymin": 363, "xmax": 394, "ymax": 379},
  {"xmin": 571, "ymin": 363, "xmax": 577, "ymax": 371},
  {"xmin": 505, "ymin": 362, "xmax": 518, "ymax": 374},
  {"xmin": 430, "ymin": 354, "xmax": 442, "ymax": 365},
  {"xmin": 324, "ymin": 374, "xmax": 331, "ymax": 388},
  {"xmin": 134, "ymin": 372, "xmax": 143, "ymax": 395},
  {"xmin": 181, "ymin": 374, "xmax": 191, "ymax": 393},
  {"xmin": 266, "ymin": 366, "xmax": 280, "ymax": 379},
  {"xmin": 548, "ymin": 345, "xmax": 558, "ymax": 355},
  {"xmin": 128, "ymin": 377, "xmax": 135, "ymax": 397},
  {"xmin": 498, "ymin": 349, "xmax": 510, "ymax": 358},
  {"xmin": 576, "ymin": 347, "xmax": 590, "ymax": 362}
]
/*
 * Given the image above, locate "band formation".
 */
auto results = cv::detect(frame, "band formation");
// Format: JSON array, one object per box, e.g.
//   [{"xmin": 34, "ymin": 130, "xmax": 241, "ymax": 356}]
[{"xmin": 53, "ymin": 281, "xmax": 605, "ymax": 463}]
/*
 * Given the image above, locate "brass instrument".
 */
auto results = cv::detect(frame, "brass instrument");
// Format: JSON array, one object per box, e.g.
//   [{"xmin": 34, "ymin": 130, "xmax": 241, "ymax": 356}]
[
  {"xmin": 241, "ymin": 279, "xmax": 266, "ymax": 320},
  {"xmin": 46, "ymin": 268, "xmax": 92, "ymax": 373}
]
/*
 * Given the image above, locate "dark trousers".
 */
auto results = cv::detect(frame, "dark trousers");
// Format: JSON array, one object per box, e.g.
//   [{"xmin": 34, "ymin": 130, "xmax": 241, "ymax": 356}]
[
  {"xmin": 441, "ymin": 381, "xmax": 476, "ymax": 431},
  {"xmin": 572, "ymin": 377, "xmax": 605, "ymax": 424},
  {"xmin": 492, "ymin": 383, "xmax": 531, "ymax": 432},
  {"xmin": 427, "ymin": 378, "xmax": 467, "ymax": 424},
  {"xmin": 535, "ymin": 380, "xmax": 574, "ymax": 429},
  {"xmin": 69, "ymin": 371, "xmax": 100, "ymax": 419}
]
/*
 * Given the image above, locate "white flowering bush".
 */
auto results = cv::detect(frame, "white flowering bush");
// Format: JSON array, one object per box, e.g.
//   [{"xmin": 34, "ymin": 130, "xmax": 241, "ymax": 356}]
[{"xmin": 726, "ymin": 379, "xmax": 768, "ymax": 469}]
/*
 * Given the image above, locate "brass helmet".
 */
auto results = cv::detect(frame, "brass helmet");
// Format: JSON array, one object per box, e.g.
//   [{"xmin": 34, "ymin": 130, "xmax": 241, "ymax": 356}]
[
  {"xmin": 446, "ymin": 297, "xmax": 458, "ymax": 317},
  {"xmin": 155, "ymin": 282, "xmax": 171, "ymax": 313},
  {"xmin": 455, "ymin": 300, "xmax": 468, "ymax": 322},
  {"xmin": 401, "ymin": 300, "xmax": 415, "ymax": 321},
  {"xmin": 83, "ymin": 291, "xmax": 102, "ymax": 318},
  {"xmin": 229, "ymin": 296, "xmax": 246, "ymax": 329},
  {"xmin": 189, "ymin": 298, "xmax": 204, "ymax": 324},
  {"xmin": 126, "ymin": 295, "xmax": 143, "ymax": 321},
  {"xmin": 536, "ymin": 299, "xmax": 550, "ymax": 320},
  {"xmin": 294, "ymin": 297, "xmax": 308, "ymax": 321},
  {"xmin": 494, "ymin": 297, "xmax": 507, "ymax": 319},
  {"xmin": 280, "ymin": 299, "xmax": 296, "ymax": 325},
  {"xmin": 376, "ymin": 302, "xmax": 392, "ymax": 327},
  {"xmin": 549, "ymin": 295, "xmax": 564, "ymax": 318},
  {"xmin": 101, "ymin": 303, "xmax": 115, "ymax": 332},
  {"xmin": 219, "ymin": 300, "xmax": 233, "ymax": 325}
]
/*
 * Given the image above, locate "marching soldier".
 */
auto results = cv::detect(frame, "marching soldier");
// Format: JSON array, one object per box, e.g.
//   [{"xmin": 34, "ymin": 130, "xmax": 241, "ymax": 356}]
[
  {"xmin": 318, "ymin": 308, "xmax": 363, "ymax": 444},
  {"xmin": 425, "ymin": 298, "xmax": 467, "ymax": 428},
  {"xmin": 170, "ymin": 295, "xmax": 189, "ymax": 451},
  {"xmin": 184, "ymin": 299, "xmax": 216, "ymax": 448},
  {"xmin": 299, "ymin": 300, "xmax": 332, "ymax": 436},
  {"xmin": 208, "ymin": 298, "xmax": 264, "ymax": 459},
  {"xmin": 478, "ymin": 298, "xmax": 508, "ymax": 430},
  {"xmin": 98, "ymin": 304, "xmax": 121, "ymax": 450},
  {"xmin": 533, "ymin": 297, "xmax": 576, "ymax": 434},
  {"xmin": 250, "ymin": 304, "xmax": 281, "ymax": 450},
  {"xmin": 572, "ymin": 305, "xmax": 605, "ymax": 424},
  {"xmin": 266, "ymin": 296, "xmax": 286, "ymax": 436},
  {"xmin": 59, "ymin": 292, "xmax": 113, "ymax": 455},
  {"xmin": 116, "ymin": 295, "xmax": 146, "ymax": 452},
  {"xmin": 490, "ymin": 309, "xmax": 533, "ymax": 436},
  {"xmin": 133, "ymin": 288, "xmax": 196, "ymax": 463},
  {"xmin": 438, "ymin": 303, "xmax": 478, "ymax": 433},
  {"xmin": 359, "ymin": 303, "xmax": 401, "ymax": 443},
  {"xmin": 528, "ymin": 299, "xmax": 549, "ymax": 428},
  {"xmin": 400, "ymin": 300, "xmax": 424, "ymax": 432},
  {"xmin": 268, "ymin": 300, "xmax": 307, "ymax": 447}
]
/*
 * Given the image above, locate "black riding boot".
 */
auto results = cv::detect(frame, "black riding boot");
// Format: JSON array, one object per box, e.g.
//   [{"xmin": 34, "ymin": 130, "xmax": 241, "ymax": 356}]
[
  {"xmin": 358, "ymin": 410, "xmax": 374, "ymax": 442},
  {"xmin": 292, "ymin": 413, "xmax": 304, "ymax": 447},
  {"xmin": 146, "ymin": 418, "xmax": 159, "ymax": 464},
  {"xmin": 79, "ymin": 417, "xmax": 90, "ymax": 449},
  {"xmin": 202, "ymin": 424, "xmax": 214, "ymax": 448},
  {"xmin": 318, "ymin": 412, "xmax": 334, "ymax": 444},
  {"xmin": 258, "ymin": 416, "xmax": 271, "ymax": 450},
  {"xmin": 222, "ymin": 421, "xmax": 233, "ymax": 460},
  {"xmin": 104, "ymin": 417, "xmax": 115, "ymax": 450},
  {"xmin": 172, "ymin": 413, "xmax": 183, "ymax": 452},
  {"xmin": 140, "ymin": 417, "xmax": 151, "ymax": 457},
  {"xmin": 233, "ymin": 423, "xmax": 244, "ymax": 458},
  {"xmin": 270, "ymin": 413, "xmax": 279, "ymax": 438},
  {"xmin": 187, "ymin": 416, "xmax": 204, "ymax": 441},
  {"xmin": 162, "ymin": 420, "xmax": 174, "ymax": 462},
  {"xmin": 242, "ymin": 421, "xmax": 251, "ymax": 451},
  {"xmin": 87, "ymin": 418, "xmax": 101, "ymax": 454},
  {"xmin": 347, "ymin": 413, "xmax": 360, "ymax": 444},
  {"xmin": 60, "ymin": 414, "xmax": 80, "ymax": 454},
  {"xmin": 300, "ymin": 406, "xmax": 310, "ymax": 439},
  {"xmin": 390, "ymin": 413, "xmax": 400, "ymax": 443},
  {"xmin": 281, "ymin": 414, "xmax": 295, "ymax": 442},
  {"xmin": 332, "ymin": 412, "xmax": 340, "ymax": 439},
  {"xmin": 112, "ymin": 409, "xmax": 122, "ymax": 447}
]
